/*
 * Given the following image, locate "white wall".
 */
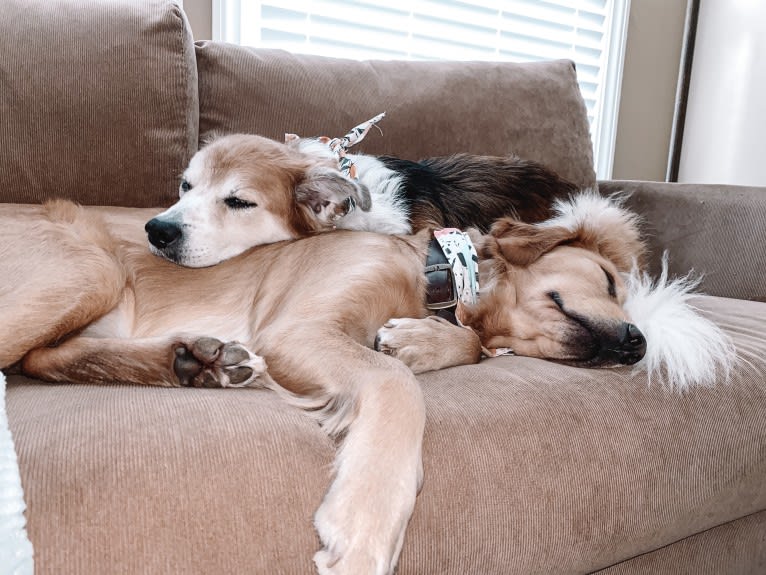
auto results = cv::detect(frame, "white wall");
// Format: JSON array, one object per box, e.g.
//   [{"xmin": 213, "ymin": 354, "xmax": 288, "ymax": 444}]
[{"xmin": 678, "ymin": 0, "xmax": 766, "ymax": 186}]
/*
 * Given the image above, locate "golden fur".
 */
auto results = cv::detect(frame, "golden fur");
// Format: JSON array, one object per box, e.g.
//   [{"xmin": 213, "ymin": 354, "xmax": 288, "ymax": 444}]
[{"xmin": 0, "ymin": 196, "xmax": 646, "ymax": 574}]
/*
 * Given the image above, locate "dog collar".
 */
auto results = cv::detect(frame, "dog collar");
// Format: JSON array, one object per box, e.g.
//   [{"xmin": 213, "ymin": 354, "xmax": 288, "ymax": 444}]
[
  {"xmin": 425, "ymin": 228, "xmax": 479, "ymax": 324},
  {"xmin": 424, "ymin": 237, "xmax": 457, "ymax": 320},
  {"xmin": 425, "ymin": 230, "xmax": 513, "ymax": 358}
]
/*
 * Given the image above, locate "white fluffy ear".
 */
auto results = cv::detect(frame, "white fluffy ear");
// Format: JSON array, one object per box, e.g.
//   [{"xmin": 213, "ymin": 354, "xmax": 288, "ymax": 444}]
[
  {"xmin": 624, "ymin": 254, "xmax": 736, "ymax": 391},
  {"xmin": 295, "ymin": 166, "xmax": 372, "ymax": 225},
  {"xmin": 541, "ymin": 190, "xmax": 645, "ymax": 272}
]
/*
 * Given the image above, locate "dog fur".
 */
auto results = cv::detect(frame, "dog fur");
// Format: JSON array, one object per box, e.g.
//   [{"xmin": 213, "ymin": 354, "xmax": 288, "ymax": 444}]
[
  {"xmin": 145, "ymin": 134, "xmax": 580, "ymax": 267},
  {"xmin": 1, "ymin": 191, "xmax": 711, "ymax": 574}
]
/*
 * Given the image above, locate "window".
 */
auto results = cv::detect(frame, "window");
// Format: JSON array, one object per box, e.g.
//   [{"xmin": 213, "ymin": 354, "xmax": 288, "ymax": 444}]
[{"xmin": 213, "ymin": 0, "xmax": 630, "ymax": 178}]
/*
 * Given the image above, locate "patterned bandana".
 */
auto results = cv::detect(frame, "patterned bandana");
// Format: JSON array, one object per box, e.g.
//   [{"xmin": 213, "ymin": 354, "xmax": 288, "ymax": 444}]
[
  {"xmin": 434, "ymin": 228, "xmax": 514, "ymax": 358},
  {"xmin": 286, "ymin": 112, "xmax": 386, "ymax": 180},
  {"xmin": 433, "ymin": 228, "xmax": 479, "ymax": 306}
]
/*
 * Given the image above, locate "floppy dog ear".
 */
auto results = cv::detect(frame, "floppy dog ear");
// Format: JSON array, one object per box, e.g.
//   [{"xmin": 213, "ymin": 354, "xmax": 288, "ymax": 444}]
[
  {"xmin": 488, "ymin": 218, "xmax": 576, "ymax": 267},
  {"xmin": 295, "ymin": 166, "xmax": 372, "ymax": 225}
]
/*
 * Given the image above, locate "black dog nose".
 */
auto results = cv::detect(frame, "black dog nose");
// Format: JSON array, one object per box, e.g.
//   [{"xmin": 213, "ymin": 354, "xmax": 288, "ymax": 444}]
[
  {"xmin": 615, "ymin": 322, "xmax": 647, "ymax": 365},
  {"xmin": 145, "ymin": 218, "xmax": 182, "ymax": 249}
]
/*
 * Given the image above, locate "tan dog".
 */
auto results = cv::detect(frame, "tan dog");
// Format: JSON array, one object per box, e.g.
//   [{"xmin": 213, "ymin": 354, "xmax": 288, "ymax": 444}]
[{"xmin": 0, "ymin": 193, "xmax": 724, "ymax": 574}]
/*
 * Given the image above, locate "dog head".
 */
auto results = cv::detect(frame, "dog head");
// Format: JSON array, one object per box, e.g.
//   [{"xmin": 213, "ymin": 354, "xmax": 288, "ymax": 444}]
[
  {"xmin": 463, "ymin": 192, "xmax": 648, "ymax": 368},
  {"xmin": 145, "ymin": 134, "xmax": 371, "ymax": 267}
]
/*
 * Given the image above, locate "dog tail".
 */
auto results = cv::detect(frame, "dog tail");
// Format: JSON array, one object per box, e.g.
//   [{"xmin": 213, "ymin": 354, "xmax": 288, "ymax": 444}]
[
  {"xmin": 624, "ymin": 253, "xmax": 736, "ymax": 391},
  {"xmin": 260, "ymin": 375, "xmax": 358, "ymax": 438},
  {"xmin": 43, "ymin": 199, "xmax": 117, "ymax": 252}
]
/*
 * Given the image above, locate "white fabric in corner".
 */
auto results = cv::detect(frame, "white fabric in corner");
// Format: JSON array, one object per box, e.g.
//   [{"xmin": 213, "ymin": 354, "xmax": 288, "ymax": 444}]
[{"xmin": 0, "ymin": 372, "xmax": 34, "ymax": 575}]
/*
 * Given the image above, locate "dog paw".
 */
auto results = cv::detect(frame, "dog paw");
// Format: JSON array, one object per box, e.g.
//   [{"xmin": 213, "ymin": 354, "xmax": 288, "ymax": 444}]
[
  {"xmin": 312, "ymin": 473, "xmax": 416, "ymax": 575},
  {"xmin": 313, "ymin": 499, "xmax": 405, "ymax": 575},
  {"xmin": 313, "ymin": 548, "xmax": 343, "ymax": 575},
  {"xmin": 375, "ymin": 317, "xmax": 481, "ymax": 373},
  {"xmin": 173, "ymin": 337, "xmax": 267, "ymax": 388},
  {"xmin": 375, "ymin": 318, "xmax": 428, "ymax": 349}
]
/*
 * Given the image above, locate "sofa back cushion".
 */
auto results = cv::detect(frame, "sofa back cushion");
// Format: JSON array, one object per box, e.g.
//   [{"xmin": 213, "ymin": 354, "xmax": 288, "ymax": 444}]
[
  {"xmin": 0, "ymin": 0, "xmax": 198, "ymax": 207},
  {"xmin": 196, "ymin": 45, "xmax": 596, "ymax": 190}
]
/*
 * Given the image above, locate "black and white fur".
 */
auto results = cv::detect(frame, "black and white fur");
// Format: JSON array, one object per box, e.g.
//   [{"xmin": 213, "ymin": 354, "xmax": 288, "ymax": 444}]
[
  {"xmin": 145, "ymin": 133, "xmax": 580, "ymax": 268},
  {"xmin": 291, "ymin": 136, "xmax": 581, "ymax": 234}
]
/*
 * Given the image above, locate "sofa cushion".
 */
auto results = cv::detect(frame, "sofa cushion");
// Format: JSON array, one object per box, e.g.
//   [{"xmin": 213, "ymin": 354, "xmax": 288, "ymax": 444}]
[
  {"xmin": 594, "ymin": 511, "xmax": 766, "ymax": 574},
  {"xmin": 196, "ymin": 44, "xmax": 596, "ymax": 190},
  {"xmin": 0, "ymin": 0, "xmax": 198, "ymax": 207},
  {"xmin": 7, "ymin": 295, "xmax": 765, "ymax": 574}
]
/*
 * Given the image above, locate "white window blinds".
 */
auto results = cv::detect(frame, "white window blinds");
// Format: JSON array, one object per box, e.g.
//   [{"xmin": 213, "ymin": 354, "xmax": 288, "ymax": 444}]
[{"xmin": 213, "ymin": 0, "xmax": 629, "ymax": 178}]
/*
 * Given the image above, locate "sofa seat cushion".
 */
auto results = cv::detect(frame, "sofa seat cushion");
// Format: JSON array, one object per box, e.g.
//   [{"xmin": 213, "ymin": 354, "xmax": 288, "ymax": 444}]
[
  {"xmin": 0, "ymin": 0, "xmax": 198, "ymax": 207},
  {"xmin": 6, "ymin": 295, "xmax": 765, "ymax": 574},
  {"xmin": 594, "ymin": 511, "xmax": 766, "ymax": 574},
  {"xmin": 195, "ymin": 44, "xmax": 596, "ymax": 190}
]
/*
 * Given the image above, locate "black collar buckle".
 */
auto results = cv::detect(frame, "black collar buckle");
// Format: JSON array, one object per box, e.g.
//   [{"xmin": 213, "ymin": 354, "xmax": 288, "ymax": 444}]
[{"xmin": 425, "ymin": 239, "xmax": 458, "ymax": 311}]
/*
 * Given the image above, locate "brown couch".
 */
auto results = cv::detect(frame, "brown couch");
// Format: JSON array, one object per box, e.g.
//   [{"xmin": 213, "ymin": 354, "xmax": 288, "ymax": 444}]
[{"xmin": 2, "ymin": 1, "xmax": 765, "ymax": 573}]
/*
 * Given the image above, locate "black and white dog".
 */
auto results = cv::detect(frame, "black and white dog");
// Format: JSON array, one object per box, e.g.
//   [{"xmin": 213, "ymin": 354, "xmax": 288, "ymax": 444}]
[{"xmin": 145, "ymin": 128, "xmax": 579, "ymax": 268}]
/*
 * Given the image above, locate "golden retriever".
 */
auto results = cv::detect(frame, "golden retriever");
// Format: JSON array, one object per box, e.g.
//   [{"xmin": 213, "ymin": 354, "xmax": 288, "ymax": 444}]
[{"xmin": 0, "ymin": 193, "xmax": 732, "ymax": 574}]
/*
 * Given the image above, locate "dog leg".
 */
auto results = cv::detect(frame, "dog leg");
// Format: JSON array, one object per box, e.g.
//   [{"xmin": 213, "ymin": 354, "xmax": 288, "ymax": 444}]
[
  {"xmin": 0, "ymin": 202, "xmax": 125, "ymax": 368},
  {"xmin": 374, "ymin": 316, "xmax": 482, "ymax": 373},
  {"xmin": 263, "ymin": 333, "xmax": 425, "ymax": 575},
  {"xmin": 313, "ymin": 358, "xmax": 424, "ymax": 575},
  {"xmin": 0, "ymin": 259, "xmax": 124, "ymax": 369},
  {"xmin": 21, "ymin": 336, "xmax": 267, "ymax": 388}
]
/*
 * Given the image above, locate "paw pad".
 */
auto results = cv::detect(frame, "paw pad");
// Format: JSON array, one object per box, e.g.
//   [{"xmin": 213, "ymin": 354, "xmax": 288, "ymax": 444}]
[{"xmin": 173, "ymin": 338, "xmax": 266, "ymax": 388}]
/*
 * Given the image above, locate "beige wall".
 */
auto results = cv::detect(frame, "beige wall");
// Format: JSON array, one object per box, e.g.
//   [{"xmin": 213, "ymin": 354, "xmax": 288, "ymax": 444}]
[
  {"xmin": 182, "ymin": 0, "xmax": 212, "ymax": 41},
  {"xmin": 182, "ymin": 0, "xmax": 687, "ymax": 182},
  {"xmin": 612, "ymin": 0, "xmax": 687, "ymax": 181}
]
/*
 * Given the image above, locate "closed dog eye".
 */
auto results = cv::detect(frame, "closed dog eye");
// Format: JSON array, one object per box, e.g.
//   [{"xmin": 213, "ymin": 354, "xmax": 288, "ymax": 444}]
[
  {"xmin": 602, "ymin": 267, "xmax": 617, "ymax": 298},
  {"xmin": 548, "ymin": 290, "xmax": 564, "ymax": 310},
  {"xmin": 224, "ymin": 196, "xmax": 257, "ymax": 210}
]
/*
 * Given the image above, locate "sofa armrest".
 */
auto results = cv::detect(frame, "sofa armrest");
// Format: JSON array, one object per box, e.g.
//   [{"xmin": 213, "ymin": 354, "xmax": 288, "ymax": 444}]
[{"xmin": 599, "ymin": 180, "xmax": 766, "ymax": 302}]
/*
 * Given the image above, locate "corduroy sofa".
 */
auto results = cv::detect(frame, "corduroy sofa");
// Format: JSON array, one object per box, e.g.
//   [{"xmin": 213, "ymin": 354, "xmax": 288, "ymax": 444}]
[{"xmin": 1, "ymin": 1, "xmax": 765, "ymax": 573}]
